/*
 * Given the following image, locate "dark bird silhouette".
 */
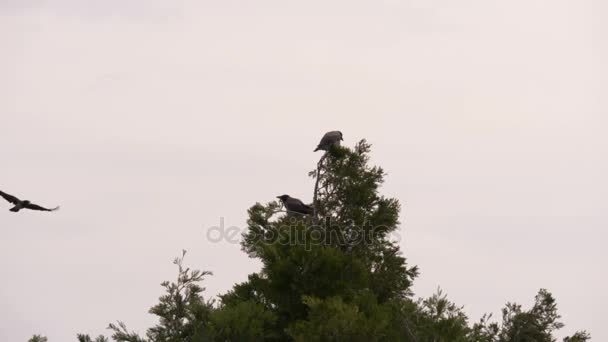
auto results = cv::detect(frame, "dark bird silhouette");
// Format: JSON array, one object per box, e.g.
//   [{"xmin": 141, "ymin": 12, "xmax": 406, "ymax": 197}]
[
  {"xmin": 314, "ymin": 131, "xmax": 343, "ymax": 152},
  {"xmin": 277, "ymin": 195, "xmax": 313, "ymax": 215},
  {"xmin": 0, "ymin": 190, "xmax": 60, "ymax": 213}
]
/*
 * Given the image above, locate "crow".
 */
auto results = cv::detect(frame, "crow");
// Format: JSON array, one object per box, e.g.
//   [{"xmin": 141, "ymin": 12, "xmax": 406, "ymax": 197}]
[
  {"xmin": 0, "ymin": 190, "xmax": 60, "ymax": 213},
  {"xmin": 314, "ymin": 131, "xmax": 343, "ymax": 152},
  {"xmin": 276, "ymin": 195, "xmax": 313, "ymax": 215}
]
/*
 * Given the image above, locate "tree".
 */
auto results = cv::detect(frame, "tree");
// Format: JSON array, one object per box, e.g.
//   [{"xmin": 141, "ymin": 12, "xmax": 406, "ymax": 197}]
[
  {"xmin": 230, "ymin": 141, "xmax": 419, "ymax": 340},
  {"xmin": 411, "ymin": 288, "xmax": 470, "ymax": 341},
  {"xmin": 90, "ymin": 250, "xmax": 215, "ymax": 342},
  {"xmin": 470, "ymin": 289, "xmax": 591, "ymax": 342},
  {"xmin": 72, "ymin": 138, "xmax": 589, "ymax": 341},
  {"xmin": 28, "ymin": 336, "xmax": 48, "ymax": 342}
]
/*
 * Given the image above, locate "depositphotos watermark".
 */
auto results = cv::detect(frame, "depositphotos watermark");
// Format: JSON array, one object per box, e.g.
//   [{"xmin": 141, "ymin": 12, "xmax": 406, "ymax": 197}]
[{"xmin": 204, "ymin": 217, "xmax": 403, "ymax": 248}]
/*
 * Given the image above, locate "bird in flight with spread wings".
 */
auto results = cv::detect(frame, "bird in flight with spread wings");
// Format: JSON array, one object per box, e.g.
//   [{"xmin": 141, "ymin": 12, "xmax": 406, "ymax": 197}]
[{"xmin": 0, "ymin": 190, "xmax": 60, "ymax": 213}]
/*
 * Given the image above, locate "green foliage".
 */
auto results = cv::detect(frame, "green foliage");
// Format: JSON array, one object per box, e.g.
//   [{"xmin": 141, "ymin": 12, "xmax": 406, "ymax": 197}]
[
  {"xmin": 287, "ymin": 295, "xmax": 388, "ymax": 342},
  {"xmin": 70, "ymin": 138, "xmax": 589, "ymax": 342},
  {"xmin": 77, "ymin": 335, "xmax": 109, "ymax": 342},
  {"xmin": 412, "ymin": 288, "xmax": 470, "ymax": 341},
  {"xmin": 28, "ymin": 336, "xmax": 48, "ymax": 342},
  {"xmin": 469, "ymin": 289, "xmax": 589, "ymax": 342},
  {"xmin": 90, "ymin": 250, "xmax": 215, "ymax": 342},
  {"xmin": 235, "ymin": 140, "xmax": 419, "ymax": 339},
  {"xmin": 142, "ymin": 250, "xmax": 214, "ymax": 342},
  {"xmin": 499, "ymin": 288, "xmax": 563, "ymax": 341},
  {"xmin": 211, "ymin": 300, "xmax": 278, "ymax": 341},
  {"xmin": 564, "ymin": 331, "xmax": 592, "ymax": 342}
]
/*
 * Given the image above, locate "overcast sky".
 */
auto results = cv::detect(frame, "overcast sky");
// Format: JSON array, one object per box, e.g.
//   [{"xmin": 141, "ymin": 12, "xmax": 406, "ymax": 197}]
[{"xmin": 1, "ymin": 0, "xmax": 606, "ymax": 340}]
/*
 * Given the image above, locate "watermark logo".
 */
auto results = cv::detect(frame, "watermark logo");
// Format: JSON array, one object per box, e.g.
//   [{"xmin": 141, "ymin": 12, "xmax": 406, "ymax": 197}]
[
  {"xmin": 204, "ymin": 217, "xmax": 403, "ymax": 249},
  {"xmin": 206, "ymin": 217, "xmax": 241, "ymax": 244}
]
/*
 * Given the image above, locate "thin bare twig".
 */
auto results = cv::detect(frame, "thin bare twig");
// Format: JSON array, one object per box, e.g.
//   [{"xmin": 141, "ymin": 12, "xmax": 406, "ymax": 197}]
[{"xmin": 313, "ymin": 152, "xmax": 329, "ymax": 223}]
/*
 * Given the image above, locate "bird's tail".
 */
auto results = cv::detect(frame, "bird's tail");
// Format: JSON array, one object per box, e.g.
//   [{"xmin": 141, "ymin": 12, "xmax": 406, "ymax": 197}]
[
  {"xmin": 9, "ymin": 206, "xmax": 20, "ymax": 212},
  {"xmin": 304, "ymin": 205, "xmax": 314, "ymax": 215}
]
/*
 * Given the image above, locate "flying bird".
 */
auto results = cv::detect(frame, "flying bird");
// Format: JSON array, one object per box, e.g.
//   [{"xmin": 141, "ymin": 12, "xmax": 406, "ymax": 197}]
[
  {"xmin": 0, "ymin": 190, "xmax": 60, "ymax": 213},
  {"xmin": 314, "ymin": 131, "xmax": 343, "ymax": 152},
  {"xmin": 277, "ymin": 195, "xmax": 313, "ymax": 215}
]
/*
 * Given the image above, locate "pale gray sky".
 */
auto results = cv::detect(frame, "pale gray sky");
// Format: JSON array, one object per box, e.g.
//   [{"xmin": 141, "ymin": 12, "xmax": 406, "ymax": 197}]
[{"xmin": 1, "ymin": 0, "xmax": 606, "ymax": 340}]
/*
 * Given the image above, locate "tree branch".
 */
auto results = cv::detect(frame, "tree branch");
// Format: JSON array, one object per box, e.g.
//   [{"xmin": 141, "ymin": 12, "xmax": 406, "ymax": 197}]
[{"xmin": 313, "ymin": 152, "xmax": 329, "ymax": 223}]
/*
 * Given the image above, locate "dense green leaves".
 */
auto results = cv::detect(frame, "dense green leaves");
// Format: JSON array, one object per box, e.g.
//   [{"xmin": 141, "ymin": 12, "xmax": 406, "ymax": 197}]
[
  {"xmin": 211, "ymin": 300, "xmax": 278, "ymax": 341},
  {"xmin": 287, "ymin": 294, "xmax": 389, "ymax": 342}
]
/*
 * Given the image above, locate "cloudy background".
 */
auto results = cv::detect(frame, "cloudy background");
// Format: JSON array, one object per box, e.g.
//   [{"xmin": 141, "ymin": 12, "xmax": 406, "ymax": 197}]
[{"xmin": 1, "ymin": 0, "xmax": 606, "ymax": 340}]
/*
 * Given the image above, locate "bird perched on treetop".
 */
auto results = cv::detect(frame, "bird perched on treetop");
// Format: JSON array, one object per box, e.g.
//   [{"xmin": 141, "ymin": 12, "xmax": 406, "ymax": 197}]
[
  {"xmin": 276, "ymin": 195, "xmax": 313, "ymax": 216},
  {"xmin": 314, "ymin": 131, "xmax": 343, "ymax": 152},
  {"xmin": 0, "ymin": 190, "xmax": 60, "ymax": 213}
]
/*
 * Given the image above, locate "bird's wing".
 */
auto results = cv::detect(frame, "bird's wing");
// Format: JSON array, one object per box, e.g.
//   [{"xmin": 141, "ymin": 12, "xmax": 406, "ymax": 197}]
[
  {"xmin": 319, "ymin": 131, "xmax": 340, "ymax": 146},
  {"xmin": 0, "ymin": 190, "xmax": 21, "ymax": 204},
  {"xmin": 286, "ymin": 198, "xmax": 313, "ymax": 214},
  {"xmin": 318, "ymin": 133, "xmax": 332, "ymax": 146},
  {"xmin": 23, "ymin": 203, "xmax": 60, "ymax": 212},
  {"xmin": 287, "ymin": 197, "xmax": 306, "ymax": 207}
]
